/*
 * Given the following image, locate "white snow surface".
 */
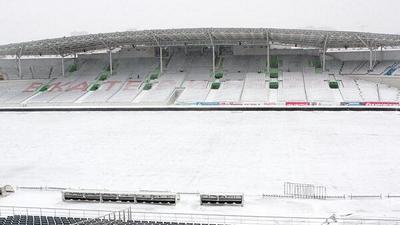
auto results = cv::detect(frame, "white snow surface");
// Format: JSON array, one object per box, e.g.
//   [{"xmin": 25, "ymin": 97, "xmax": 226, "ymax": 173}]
[{"xmin": 1, "ymin": 111, "xmax": 400, "ymax": 217}]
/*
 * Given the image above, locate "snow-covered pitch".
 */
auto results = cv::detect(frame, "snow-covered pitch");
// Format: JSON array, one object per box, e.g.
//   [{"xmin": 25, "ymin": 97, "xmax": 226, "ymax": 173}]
[{"xmin": 1, "ymin": 111, "xmax": 400, "ymax": 217}]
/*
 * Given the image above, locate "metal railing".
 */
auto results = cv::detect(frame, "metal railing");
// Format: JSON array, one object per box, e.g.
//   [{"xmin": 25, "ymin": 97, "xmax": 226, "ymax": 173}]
[
  {"xmin": 1, "ymin": 206, "xmax": 400, "ymax": 225},
  {"xmin": 0, "ymin": 206, "xmax": 114, "ymax": 218},
  {"xmin": 129, "ymin": 211, "xmax": 400, "ymax": 225},
  {"xmin": 70, "ymin": 207, "xmax": 132, "ymax": 225}
]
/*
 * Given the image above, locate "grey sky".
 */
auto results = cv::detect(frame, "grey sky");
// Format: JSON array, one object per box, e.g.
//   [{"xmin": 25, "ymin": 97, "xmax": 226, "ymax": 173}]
[{"xmin": 0, "ymin": 0, "xmax": 399, "ymax": 45}]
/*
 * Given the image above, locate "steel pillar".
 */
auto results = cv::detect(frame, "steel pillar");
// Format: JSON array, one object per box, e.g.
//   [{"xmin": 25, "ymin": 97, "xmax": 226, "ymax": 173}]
[
  {"xmin": 355, "ymin": 34, "xmax": 373, "ymax": 71},
  {"xmin": 160, "ymin": 47, "xmax": 163, "ymax": 74},
  {"xmin": 212, "ymin": 45, "xmax": 216, "ymax": 75},
  {"xmin": 266, "ymin": 32, "xmax": 270, "ymax": 73},
  {"xmin": 17, "ymin": 56, "xmax": 22, "ymax": 78},
  {"xmin": 61, "ymin": 55, "xmax": 65, "ymax": 77},
  {"xmin": 267, "ymin": 43, "xmax": 270, "ymax": 73},
  {"xmin": 109, "ymin": 50, "xmax": 113, "ymax": 75},
  {"xmin": 322, "ymin": 35, "xmax": 329, "ymax": 72},
  {"xmin": 369, "ymin": 48, "xmax": 373, "ymax": 71},
  {"xmin": 16, "ymin": 47, "xmax": 23, "ymax": 78}
]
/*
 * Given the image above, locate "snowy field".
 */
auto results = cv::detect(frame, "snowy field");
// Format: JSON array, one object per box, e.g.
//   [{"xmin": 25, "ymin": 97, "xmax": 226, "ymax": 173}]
[{"xmin": 1, "ymin": 111, "xmax": 400, "ymax": 217}]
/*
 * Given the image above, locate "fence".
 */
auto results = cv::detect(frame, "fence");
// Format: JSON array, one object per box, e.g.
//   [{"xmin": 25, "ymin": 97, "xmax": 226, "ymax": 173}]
[
  {"xmin": 1, "ymin": 206, "xmax": 400, "ymax": 225},
  {"xmin": 129, "ymin": 211, "xmax": 400, "ymax": 225},
  {"xmin": 0, "ymin": 206, "xmax": 114, "ymax": 218},
  {"xmin": 262, "ymin": 194, "xmax": 345, "ymax": 200},
  {"xmin": 284, "ymin": 182, "xmax": 327, "ymax": 199}
]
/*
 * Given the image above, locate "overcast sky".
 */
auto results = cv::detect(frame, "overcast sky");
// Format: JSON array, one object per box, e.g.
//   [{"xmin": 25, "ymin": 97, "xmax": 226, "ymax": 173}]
[{"xmin": 0, "ymin": 0, "xmax": 399, "ymax": 45}]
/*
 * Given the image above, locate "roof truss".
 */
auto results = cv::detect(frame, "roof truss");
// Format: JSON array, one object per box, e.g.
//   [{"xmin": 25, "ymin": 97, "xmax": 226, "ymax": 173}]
[{"xmin": 1, "ymin": 28, "xmax": 400, "ymax": 56}]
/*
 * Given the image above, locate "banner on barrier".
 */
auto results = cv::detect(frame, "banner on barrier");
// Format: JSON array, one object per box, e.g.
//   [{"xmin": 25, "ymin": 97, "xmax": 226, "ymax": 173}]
[
  {"xmin": 241, "ymin": 103, "xmax": 265, "ymax": 106},
  {"xmin": 364, "ymin": 102, "xmax": 400, "ymax": 106},
  {"xmin": 340, "ymin": 102, "xmax": 365, "ymax": 106},
  {"xmin": 285, "ymin": 102, "xmax": 310, "ymax": 106},
  {"xmin": 219, "ymin": 102, "xmax": 243, "ymax": 106},
  {"xmin": 196, "ymin": 102, "xmax": 220, "ymax": 106}
]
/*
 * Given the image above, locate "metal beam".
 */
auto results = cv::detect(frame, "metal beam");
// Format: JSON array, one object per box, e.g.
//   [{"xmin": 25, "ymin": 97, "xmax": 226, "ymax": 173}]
[
  {"xmin": 266, "ymin": 31, "xmax": 270, "ymax": 73},
  {"xmin": 47, "ymin": 45, "xmax": 66, "ymax": 77},
  {"xmin": 369, "ymin": 48, "xmax": 374, "ymax": 71},
  {"xmin": 97, "ymin": 36, "xmax": 114, "ymax": 75},
  {"xmin": 212, "ymin": 45, "xmax": 216, "ymax": 75},
  {"xmin": 16, "ymin": 46, "xmax": 24, "ymax": 78},
  {"xmin": 151, "ymin": 33, "xmax": 163, "ymax": 74},
  {"xmin": 322, "ymin": 35, "xmax": 329, "ymax": 72},
  {"xmin": 109, "ymin": 50, "xmax": 113, "ymax": 75},
  {"xmin": 61, "ymin": 55, "xmax": 65, "ymax": 77},
  {"xmin": 2, "ymin": 28, "xmax": 400, "ymax": 56},
  {"xmin": 208, "ymin": 31, "xmax": 215, "ymax": 76},
  {"xmin": 356, "ymin": 35, "xmax": 374, "ymax": 71},
  {"xmin": 159, "ymin": 47, "xmax": 163, "ymax": 74}
]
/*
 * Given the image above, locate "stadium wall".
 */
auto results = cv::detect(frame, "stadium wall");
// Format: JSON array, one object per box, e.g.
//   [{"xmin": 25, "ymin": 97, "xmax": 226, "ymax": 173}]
[
  {"xmin": 349, "ymin": 75, "xmax": 400, "ymax": 88},
  {"xmin": 0, "ymin": 106, "xmax": 398, "ymax": 112},
  {"xmin": 78, "ymin": 48, "xmax": 155, "ymax": 59},
  {"xmin": 233, "ymin": 46, "xmax": 319, "ymax": 56},
  {"xmin": 329, "ymin": 49, "xmax": 400, "ymax": 61}
]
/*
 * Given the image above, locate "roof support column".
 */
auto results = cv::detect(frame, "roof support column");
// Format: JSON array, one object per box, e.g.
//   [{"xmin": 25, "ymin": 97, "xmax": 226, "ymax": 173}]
[
  {"xmin": 16, "ymin": 47, "xmax": 23, "ymax": 78},
  {"xmin": 159, "ymin": 47, "xmax": 163, "ymax": 74},
  {"xmin": 355, "ymin": 35, "xmax": 374, "ymax": 72},
  {"xmin": 266, "ymin": 31, "xmax": 270, "ymax": 73},
  {"xmin": 17, "ymin": 56, "xmax": 22, "ymax": 78},
  {"xmin": 267, "ymin": 43, "xmax": 270, "ymax": 74},
  {"xmin": 151, "ymin": 33, "xmax": 163, "ymax": 74},
  {"xmin": 369, "ymin": 48, "xmax": 373, "ymax": 72},
  {"xmin": 322, "ymin": 35, "xmax": 329, "ymax": 72},
  {"xmin": 208, "ymin": 31, "xmax": 216, "ymax": 75},
  {"xmin": 212, "ymin": 45, "xmax": 216, "ymax": 75},
  {"xmin": 109, "ymin": 50, "xmax": 113, "ymax": 75},
  {"xmin": 61, "ymin": 55, "xmax": 65, "ymax": 77}
]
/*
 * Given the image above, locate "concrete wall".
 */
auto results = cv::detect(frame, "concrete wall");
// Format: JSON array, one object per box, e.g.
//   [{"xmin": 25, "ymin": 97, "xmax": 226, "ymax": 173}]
[
  {"xmin": 329, "ymin": 50, "xmax": 400, "ymax": 61},
  {"xmin": 115, "ymin": 47, "xmax": 155, "ymax": 58},
  {"xmin": 233, "ymin": 46, "xmax": 320, "ymax": 56},
  {"xmin": 350, "ymin": 75, "xmax": 400, "ymax": 88},
  {"xmin": 232, "ymin": 46, "xmax": 400, "ymax": 61},
  {"xmin": 78, "ymin": 47, "xmax": 155, "ymax": 60}
]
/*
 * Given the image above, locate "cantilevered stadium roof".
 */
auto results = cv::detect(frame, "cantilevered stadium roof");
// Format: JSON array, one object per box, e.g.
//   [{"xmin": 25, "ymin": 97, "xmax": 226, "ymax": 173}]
[{"xmin": 1, "ymin": 28, "xmax": 400, "ymax": 56}]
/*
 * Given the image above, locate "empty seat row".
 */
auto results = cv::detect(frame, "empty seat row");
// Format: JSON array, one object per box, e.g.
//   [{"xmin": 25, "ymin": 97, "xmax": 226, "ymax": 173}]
[
  {"xmin": 0, "ymin": 216, "xmax": 86, "ymax": 225},
  {"xmin": 0, "ymin": 216, "xmax": 223, "ymax": 225}
]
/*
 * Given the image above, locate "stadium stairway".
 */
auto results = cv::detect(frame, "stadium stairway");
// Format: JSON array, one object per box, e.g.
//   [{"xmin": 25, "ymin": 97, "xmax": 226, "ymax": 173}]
[
  {"xmin": 240, "ymin": 73, "xmax": 269, "ymax": 103},
  {"xmin": 355, "ymin": 80, "xmax": 379, "ymax": 101},
  {"xmin": 176, "ymin": 80, "xmax": 210, "ymax": 104},
  {"xmin": 106, "ymin": 58, "xmax": 159, "ymax": 104},
  {"xmin": 377, "ymin": 83, "xmax": 399, "ymax": 102},
  {"xmin": 369, "ymin": 61, "xmax": 395, "ymax": 75},
  {"xmin": 384, "ymin": 63, "xmax": 399, "ymax": 75}
]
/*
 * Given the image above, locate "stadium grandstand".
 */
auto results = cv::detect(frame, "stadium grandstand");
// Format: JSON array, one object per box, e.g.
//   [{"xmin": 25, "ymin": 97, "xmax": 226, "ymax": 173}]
[
  {"xmin": 0, "ymin": 28, "xmax": 399, "ymax": 108},
  {"xmin": 2, "ymin": 27, "xmax": 400, "ymax": 225}
]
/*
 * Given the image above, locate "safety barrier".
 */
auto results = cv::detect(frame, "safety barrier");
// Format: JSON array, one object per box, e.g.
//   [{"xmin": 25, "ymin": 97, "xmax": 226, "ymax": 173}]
[
  {"xmin": 0, "ymin": 206, "xmax": 113, "ymax": 218},
  {"xmin": 1, "ymin": 206, "xmax": 400, "ymax": 225}
]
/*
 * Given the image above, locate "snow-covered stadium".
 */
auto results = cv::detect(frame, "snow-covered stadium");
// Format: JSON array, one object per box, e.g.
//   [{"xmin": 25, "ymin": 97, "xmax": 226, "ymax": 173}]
[
  {"xmin": 0, "ymin": 28, "xmax": 400, "ymax": 108},
  {"xmin": 1, "ymin": 27, "xmax": 400, "ymax": 225}
]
